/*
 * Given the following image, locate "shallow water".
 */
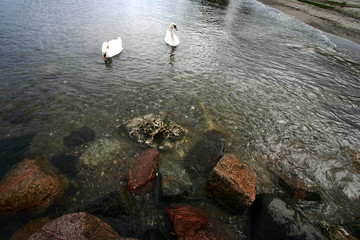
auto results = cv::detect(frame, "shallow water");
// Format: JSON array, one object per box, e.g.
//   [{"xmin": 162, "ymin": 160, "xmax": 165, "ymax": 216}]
[{"xmin": 0, "ymin": 0, "xmax": 360, "ymax": 238}]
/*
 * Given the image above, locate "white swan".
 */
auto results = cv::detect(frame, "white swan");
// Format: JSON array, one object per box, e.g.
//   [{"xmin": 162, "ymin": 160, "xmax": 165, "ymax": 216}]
[
  {"xmin": 102, "ymin": 37, "xmax": 123, "ymax": 61},
  {"xmin": 164, "ymin": 23, "xmax": 179, "ymax": 47}
]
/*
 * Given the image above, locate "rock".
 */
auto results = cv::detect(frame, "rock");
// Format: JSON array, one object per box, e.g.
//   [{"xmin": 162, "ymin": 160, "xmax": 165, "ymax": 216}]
[
  {"xmin": 249, "ymin": 194, "xmax": 327, "ymax": 240},
  {"xmin": 159, "ymin": 161, "xmax": 192, "ymax": 201},
  {"xmin": 79, "ymin": 138, "xmax": 122, "ymax": 166},
  {"xmin": 28, "ymin": 212, "xmax": 136, "ymax": 240},
  {"xmin": 208, "ymin": 155, "xmax": 257, "ymax": 213},
  {"xmin": 319, "ymin": 221, "xmax": 356, "ymax": 240},
  {"xmin": 343, "ymin": 147, "xmax": 360, "ymax": 173},
  {"xmin": 140, "ymin": 229, "xmax": 167, "ymax": 240},
  {"xmin": 184, "ymin": 129, "xmax": 224, "ymax": 174},
  {"xmin": 0, "ymin": 158, "xmax": 68, "ymax": 215},
  {"xmin": 51, "ymin": 154, "xmax": 77, "ymax": 176},
  {"xmin": 69, "ymin": 190, "xmax": 131, "ymax": 217},
  {"xmin": 166, "ymin": 205, "xmax": 222, "ymax": 240},
  {"xmin": 63, "ymin": 125, "xmax": 95, "ymax": 148},
  {"xmin": 278, "ymin": 175, "xmax": 322, "ymax": 201},
  {"xmin": 9, "ymin": 217, "xmax": 51, "ymax": 240},
  {"xmin": 127, "ymin": 148, "xmax": 159, "ymax": 193},
  {"xmin": 122, "ymin": 113, "xmax": 185, "ymax": 148},
  {"xmin": 0, "ymin": 133, "xmax": 34, "ymax": 179}
]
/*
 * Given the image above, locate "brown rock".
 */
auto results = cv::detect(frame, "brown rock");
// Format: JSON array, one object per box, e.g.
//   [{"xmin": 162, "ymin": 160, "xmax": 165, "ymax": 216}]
[
  {"xmin": 0, "ymin": 158, "xmax": 69, "ymax": 215},
  {"xmin": 208, "ymin": 155, "xmax": 257, "ymax": 212},
  {"xmin": 278, "ymin": 175, "xmax": 322, "ymax": 201},
  {"xmin": 28, "ymin": 212, "xmax": 136, "ymax": 240},
  {"xmin": 9, "ymin": 217, "xmax": 51, "ymax": 240},
  {"xmin": 166, "ymin": 205, "xmax": 222, "ymax": 240},
  {"xmin": 126, "ymin": 148, "xmax": 159, "ymax": 193}
]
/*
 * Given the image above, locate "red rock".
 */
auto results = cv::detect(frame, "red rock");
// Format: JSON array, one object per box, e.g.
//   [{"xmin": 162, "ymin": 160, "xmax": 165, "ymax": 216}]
[
  {"xmin": 28, "ymin": 212, "xmax": 135, "ymax": 240},
  {"xmin": 0, "ymin": 158, "xmax": 69, "ymax": 215},
  {"xmin": 208, "ymin": 155, "xmax": 257, "ymax": 212},
  {"xmin": 126, "ymin": 148, "xmax": 159, "ymax": 192},
  {"xmin": 166, "ymin": 205, "xmax": 222, "ymax": 240}
]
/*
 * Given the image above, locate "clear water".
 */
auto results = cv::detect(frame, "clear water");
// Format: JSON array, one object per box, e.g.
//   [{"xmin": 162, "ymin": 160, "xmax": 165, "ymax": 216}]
[{"xmin": 1, "ymin": 0, "xmax": 360, "ymax": 238}]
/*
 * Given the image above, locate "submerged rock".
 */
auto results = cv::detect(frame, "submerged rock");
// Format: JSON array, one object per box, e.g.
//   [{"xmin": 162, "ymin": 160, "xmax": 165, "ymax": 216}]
[
  {"xmin": 79, "ymin": 138, "xmax": 122, "ymax": 166},
  {"xmin": 166, "ymin": 205, "xmax": 222, "ymax": 240},
  {"xmin": 208, "ymin": 155, "xmax": 257, "ymax": 213},
  {"xmin": 63, "ymin": 125, "xmax": 95, "ymax": 148},
  {"xmin": 159, "ymin": 161, "xmax": 192, "ymax": 201},
  {"xmin": 126, "ymin": 148, "xmax": 159, "ymax": 193},
  {"xmin": 9, "ymin": 217, "xmax": 51, "ymax": 240},
  {"xmin": 122, "ymin": 113, "xmax": 185, "ymax": 148},
  {"xmin": 51, "ymin": 154, "xmax": 78, "ymax": 176},
  {"xmin": 278, "ymin": 175, "xmax": 322, "ymax": 201},
  {"xmin": 28, "ymin": 212, "xmax": 134, "ymax": 240},
  {"xmin": 0, "ymin": 158, "xmax": 68, "ymax": 215},
  {"xmin": 319, "ymin": 221, "xmax": 356, "ymax": 240},
  {"xmin": 184, "ymin": 129, "xmax": 224, "ymax": 174},
  {"xmin": 343, "ymin": 147, "xmax": 360, "ymax": 173},
  {"xmin": 140, "ymin": 229, "xmax": 167, "ymax": 240},
  {"xmin": 250, "ymin": 194, "xmax": 327, "ymax": 240}
]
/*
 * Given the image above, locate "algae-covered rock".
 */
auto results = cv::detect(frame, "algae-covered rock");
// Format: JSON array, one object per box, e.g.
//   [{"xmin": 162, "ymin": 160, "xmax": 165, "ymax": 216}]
[
  {"xmin": 79, "ymin": 138, "xmax": 122, "ymax": 166},
  {"xmin": 122, "ymin": 113, "xmax": 185, "ymax": 148}
]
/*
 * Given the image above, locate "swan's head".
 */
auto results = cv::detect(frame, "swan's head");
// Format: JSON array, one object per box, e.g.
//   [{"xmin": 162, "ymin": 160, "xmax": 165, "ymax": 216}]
[
  {"xmin": 170, "ymin": 23, "xmax": 178, "ymax": 31},
  {"xmin": 102, "ymin": 42, "xmax": 108, "ymax": 60}
]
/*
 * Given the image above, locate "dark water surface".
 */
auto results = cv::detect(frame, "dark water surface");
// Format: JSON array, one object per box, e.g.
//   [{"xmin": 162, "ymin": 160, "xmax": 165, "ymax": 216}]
[{"xmin": 1, "ymin": 0, "xmax": 360, "ymax": 238}]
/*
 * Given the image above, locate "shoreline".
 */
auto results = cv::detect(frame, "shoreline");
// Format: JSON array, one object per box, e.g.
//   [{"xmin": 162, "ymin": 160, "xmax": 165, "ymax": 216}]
[{"xmin": 256, "ymin": 0, "xmax": 360, "ymax": 45}]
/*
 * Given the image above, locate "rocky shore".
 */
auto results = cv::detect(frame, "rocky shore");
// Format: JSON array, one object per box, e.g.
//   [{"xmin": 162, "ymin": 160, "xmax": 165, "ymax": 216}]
[
  {"xmin": 256, "ymin": 0, "xmax": 360, "ymax": 45},
  {"xmin": 1, "ymin": 112, "xmax": 359, "ymax": 239}
]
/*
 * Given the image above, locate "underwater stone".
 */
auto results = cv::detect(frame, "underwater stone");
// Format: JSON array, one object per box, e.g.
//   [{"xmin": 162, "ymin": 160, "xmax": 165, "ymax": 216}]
[
  {"xmin": 126, "ymin": 148, "xmax": 159, "ymax": 193},
  {"xmin": 0, "ymin": 158, "xmax": 68, "ymax": 215},
  {"xmin": 79, "ymin": 138, "xmax": 122, "ymax": 166},
  {"xmin": 51, "ymin": 154, "xmax": 77, "ymax": 177},
  {"xmin": 319, "ymin": 221, "xmax": 356, "ymax": 240},
  {"xmin": 184, "ymin": 129, "xmax": 224, "ymax": 174},
  {"xmin": 63, "ymin": 125, "xmax": 95, "ymax": 148},
  {"xmin": 278, "ymin": 175, "xmax": 322, "ymax": 201}
]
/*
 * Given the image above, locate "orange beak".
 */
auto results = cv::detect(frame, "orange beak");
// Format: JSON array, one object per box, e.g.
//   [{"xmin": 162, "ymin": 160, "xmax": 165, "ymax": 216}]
[
  {"xmin": 174, "ymin": 26, "xmax": 178, "ymax": 31},
  {"xmin": 103, "ymin": 54, "xmax": 107, "ymax": 61}
]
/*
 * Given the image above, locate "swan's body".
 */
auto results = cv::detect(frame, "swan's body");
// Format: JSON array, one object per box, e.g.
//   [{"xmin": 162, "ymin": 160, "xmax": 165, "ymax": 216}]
[
  {"xmin": 102, "ymin": 37, "xmax": 123, "ymax": 60},
  {"xmin": 165, "ymin": 23, "xmax": 179, "ymax": 47}
]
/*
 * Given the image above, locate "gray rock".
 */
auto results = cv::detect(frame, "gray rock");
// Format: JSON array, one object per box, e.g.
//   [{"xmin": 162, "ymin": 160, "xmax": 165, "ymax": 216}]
[{"xmin": 250, "ymin": 194, "xmax": 327, "ymax": 240}]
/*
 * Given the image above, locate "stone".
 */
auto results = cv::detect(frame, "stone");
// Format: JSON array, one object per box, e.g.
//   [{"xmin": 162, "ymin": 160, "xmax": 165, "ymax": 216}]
[
  {"xmin": 184, "ymin": 129, "xmax": 224, "ymax": 174},
  {"xmin": 51, "ymin": 154, "xmax": 77, "ymax": 176},
  {"xmin": 278, "ymin": 175, "xmax": 322, "ymax": 201},
  {"xmin": 63, "ymin": 125, "xmax": 95, "ymax": 148},
  {"xmin": 166, "ymin": 205, "xmax": 222, "ymax": 240},
  {"xmin": 208, "ymin": 155, "xmax": 256, "ymax": 212},
  {"xmin": 79, "ymin": 138, "xmax": 122, "ymax": 166},
  {"xmin": 0, "ymin": 158, "xmax": 69, "ymax": 215},
  {"xmin": 28, "ymin": 212, "xmax": 136, "ymax": 240},
  {"xmin": 0, "ymin": 133, "xmax": 34, "ymax": 179},
  {"xmin": 122, "ymin": 113, "xmax": 185, "ymax": 148},
  {"xmin": 343, "ymin": 147, "xmax": 360, "ymax": 173},
  {"xmin": 126, "ymin": 148, "xmax": 159, "ymax": 193},
  {"xmin": 250, "ymin": 194, "xmax": 327, "ymax": 240},
  {"xmin": 159, "ymin": 161, "xmax": 192, "ymax": 201},
  {"xmin": 319, "ymin": 221, "xmax": 356, "ymax": 240},
  {"xmin": 140, "ymin": 229, "xmax": 167, "ymax": 240},
  {"xmin": 9, "ymin": 217, "xmax": 51, "ymax": 240}
]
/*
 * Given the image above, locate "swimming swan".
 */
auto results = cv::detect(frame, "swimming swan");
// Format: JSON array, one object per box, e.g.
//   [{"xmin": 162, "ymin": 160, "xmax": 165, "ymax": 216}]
[
  {"xmin": 164, "ymin": 23, "xmax": 179, "ymax": 47},
  {"xmin": 102, "ymin": 37, "xmax": 123, "ymax": 61}
]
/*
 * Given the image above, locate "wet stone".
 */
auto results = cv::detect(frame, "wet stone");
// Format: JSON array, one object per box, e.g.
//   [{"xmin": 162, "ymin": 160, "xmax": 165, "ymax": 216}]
[
  {"xmin": 159, "ymin": 161, "xmax": 192, "ymax": 201},
  {"xmin": 0, "ymin": 157, "xmax": 69, "ymax": 215},
  {"xmin": 28, "ymin": 212, "xmax": 133, "ymax": 240},
  {"xmin": 51, "ymin": 154, "xmax": 77, "ymax": 177},
  {"xmin": 208, "ymin": 155, "xmax": 257, "ymax": 213},
  {"xmin": 122, "ymin": 113, "xmax": 185, "ymax": 149},
  {"xmin": 166, "ymin": 205, "xmax": 222, "ymax": 240},
  {"xmin": 9, "ymin": 217, "xmax": 51, "ymax": 240},
  {"xmin": 319, "ymin": 221, "xmax": 357, "ymax": 240},
  {"xmin": 250, "ymin": 194, "xmax": 327, "ymax": 240},
  {"xmin": 63, "ymin": 125, "xmax": 95, "ymax": 148},
  {"xmin": 184, "ymin": 129, "xmax": 224, "ymax": 174},
  {"xmin": 278, "ymin": 175, "xmax": 322, "ymax": 201},
  {"xmin": 343, "ymin": 147, "xmax": 360, "ymax": 173},
  {"xmin": 79, "ymin": 138, "xmax": 122, "ymax": 166},
  {"xmin": 126, "ymin": 148, "xmax": 159, "ymax": 193}
]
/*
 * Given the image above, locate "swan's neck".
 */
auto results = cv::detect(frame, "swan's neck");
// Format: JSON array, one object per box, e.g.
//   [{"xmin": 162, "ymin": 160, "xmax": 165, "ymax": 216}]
[{"xmin": 170, "ymin": 30, "xmax": 175, "ymax": 41}]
